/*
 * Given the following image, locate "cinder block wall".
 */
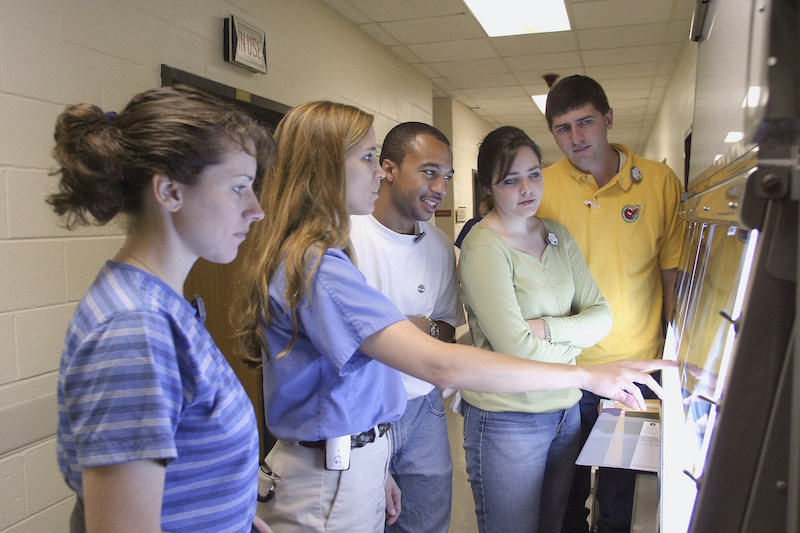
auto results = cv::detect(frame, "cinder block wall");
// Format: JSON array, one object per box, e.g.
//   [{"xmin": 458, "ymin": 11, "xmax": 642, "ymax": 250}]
[{"xmin": 0, "ymin": 1, "xmax": 432, "ymax": 530}]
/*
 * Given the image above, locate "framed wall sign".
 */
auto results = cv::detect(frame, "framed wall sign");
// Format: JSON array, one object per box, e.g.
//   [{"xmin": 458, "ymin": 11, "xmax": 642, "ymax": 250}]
[{"xmin": 223, "ymin": 15, "xmax": 267, "ymax": 74}]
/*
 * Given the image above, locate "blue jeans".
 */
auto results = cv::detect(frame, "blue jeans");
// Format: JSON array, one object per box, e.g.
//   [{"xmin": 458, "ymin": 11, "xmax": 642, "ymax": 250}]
[
  {"xmin": 385, "ymin": 389, "xmax": 453, "ymax": 533},
  {"xmin": 462, "ymin": 401, "xmax": 580, "ymax": 533}
]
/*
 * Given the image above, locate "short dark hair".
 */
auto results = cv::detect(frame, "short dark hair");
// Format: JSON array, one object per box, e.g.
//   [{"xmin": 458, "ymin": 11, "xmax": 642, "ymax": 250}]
[
  {"xmin": 477, "ymin": 126, "xmax": 542, "ymax": 193},
  {"xmin": 380, "ymin": 122, "xmax": 450, "ymax": 167},
  {"xmin": 545, "ymin": 75, "xmax": 610, "ymax": 129}
]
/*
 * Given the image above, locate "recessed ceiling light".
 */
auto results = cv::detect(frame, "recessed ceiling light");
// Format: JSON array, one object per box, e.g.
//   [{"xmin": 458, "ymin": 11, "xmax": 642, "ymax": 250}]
[{"xmin": 463, "ymin": 0, "xmax": 571, "ymax": 37}]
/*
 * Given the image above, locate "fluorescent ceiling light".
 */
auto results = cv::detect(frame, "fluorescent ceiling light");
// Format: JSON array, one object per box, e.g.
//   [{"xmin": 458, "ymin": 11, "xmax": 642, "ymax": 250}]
[
  {"xmin": 532, "ymin": 94, "xmax": 548, "ymax": 114},
  {"xmin": 724, "ymin": 131, "xmax": 744, "ymax": 143},
  {"xmin": 464, "ymin": 0, "xmax": 571, "ymax": 37}
]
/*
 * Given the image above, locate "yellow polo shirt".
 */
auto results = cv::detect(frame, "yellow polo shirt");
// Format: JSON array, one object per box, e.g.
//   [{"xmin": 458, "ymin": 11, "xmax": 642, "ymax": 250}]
[{"xmin": 538, "ymin": 144, "xmax": 684, "ymax": 365}]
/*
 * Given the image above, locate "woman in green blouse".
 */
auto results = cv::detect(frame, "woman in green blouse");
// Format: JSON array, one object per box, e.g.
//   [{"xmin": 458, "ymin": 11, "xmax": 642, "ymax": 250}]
[{"xmin": 459, "ymin": 126, "xmax": 612, "ymax": 533}]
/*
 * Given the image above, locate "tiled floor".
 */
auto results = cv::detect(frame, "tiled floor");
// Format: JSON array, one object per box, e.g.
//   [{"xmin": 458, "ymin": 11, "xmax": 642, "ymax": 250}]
[
  {"xmin": 447, "ymin": 329, "xmax": 480, "ymax": 533},
  {"xmin": 446, "ymin": 406, "xmax": 479, "ymax": 533}
]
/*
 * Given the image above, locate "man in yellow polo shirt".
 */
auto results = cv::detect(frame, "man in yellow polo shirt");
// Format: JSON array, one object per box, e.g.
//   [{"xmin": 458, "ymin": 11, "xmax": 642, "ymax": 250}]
[{"xmin": 537, "ymin": 75, "xmax": 684, "ymax": 533}]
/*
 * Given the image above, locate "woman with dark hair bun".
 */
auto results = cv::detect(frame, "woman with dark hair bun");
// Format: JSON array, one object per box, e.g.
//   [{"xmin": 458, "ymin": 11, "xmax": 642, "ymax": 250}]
[{"xmin": 49, "ymin": 84, "xmax": 274, "ymax": 533}]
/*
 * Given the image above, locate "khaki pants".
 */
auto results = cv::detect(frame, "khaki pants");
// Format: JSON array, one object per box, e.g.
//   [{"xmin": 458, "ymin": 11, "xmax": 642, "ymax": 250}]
[{"xmin": 257, "ymin": 432, "xmax": 391, "ymax": 533}]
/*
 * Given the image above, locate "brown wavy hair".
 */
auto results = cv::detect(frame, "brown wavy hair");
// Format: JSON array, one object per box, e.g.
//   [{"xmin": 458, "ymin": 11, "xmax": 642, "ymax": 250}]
[
  {"xmin": 47, "ymin": 84, "xmax": 273, "ymax": 228},
  {"xmin": 234, "ymin": 101, "xmax": 374, "ymax": 367}
]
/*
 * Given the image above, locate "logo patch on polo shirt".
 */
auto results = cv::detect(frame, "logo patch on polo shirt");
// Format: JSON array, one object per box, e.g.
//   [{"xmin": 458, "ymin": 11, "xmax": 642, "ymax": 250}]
[{"xmin": 621, "ymin": 204, "xmax": 641, "ymax": 222}]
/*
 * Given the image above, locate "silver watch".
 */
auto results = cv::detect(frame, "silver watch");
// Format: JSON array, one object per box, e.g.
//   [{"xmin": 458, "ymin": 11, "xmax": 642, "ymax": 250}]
[{"xmin": 428, "ymin": 317, "xmax": 440, "ymax": 339}]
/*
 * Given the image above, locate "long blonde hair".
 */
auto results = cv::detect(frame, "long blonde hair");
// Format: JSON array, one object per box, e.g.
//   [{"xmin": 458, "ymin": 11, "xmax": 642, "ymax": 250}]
[{"xmin": 234, "ymin": 101, "xmax": 374, "ymax": 367}]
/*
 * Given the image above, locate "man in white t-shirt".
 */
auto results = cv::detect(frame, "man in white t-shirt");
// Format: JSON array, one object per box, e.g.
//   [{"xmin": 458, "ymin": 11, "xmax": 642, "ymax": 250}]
[{"xmin": 350, "ymin": 122, "xmax": 463, "ymax": 533}]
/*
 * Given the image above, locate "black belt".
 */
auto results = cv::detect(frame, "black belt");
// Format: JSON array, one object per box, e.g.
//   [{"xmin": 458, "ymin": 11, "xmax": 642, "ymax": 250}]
[{"xmin": 299, "ymin": 423, "xmax": 392, "ymax": 450}]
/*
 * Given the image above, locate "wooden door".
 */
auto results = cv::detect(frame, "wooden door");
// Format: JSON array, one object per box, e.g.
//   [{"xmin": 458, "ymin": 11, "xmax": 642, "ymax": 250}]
[
  {"xmin": 160, "ymin": 65, "xmax": 289, "ymax": 460},
  {"xmin": 185, "ymin": 248, "xmax": 274, "ymax": 460}
]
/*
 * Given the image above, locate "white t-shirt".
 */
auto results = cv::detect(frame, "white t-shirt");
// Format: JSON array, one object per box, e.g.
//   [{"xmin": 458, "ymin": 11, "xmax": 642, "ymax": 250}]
[{"xmin": 350, "ymin": 214, "xmax": 464, "ymax": 399}]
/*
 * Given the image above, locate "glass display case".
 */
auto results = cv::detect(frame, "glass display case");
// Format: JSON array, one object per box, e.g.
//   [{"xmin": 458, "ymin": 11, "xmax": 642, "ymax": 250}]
[
  {"xmin": 660, "ymin": 154, "xmax": 758, "ymax": 533},
  {"xmin": 660, "ymin": 141, "xmax": 797, "ymax": 532}
]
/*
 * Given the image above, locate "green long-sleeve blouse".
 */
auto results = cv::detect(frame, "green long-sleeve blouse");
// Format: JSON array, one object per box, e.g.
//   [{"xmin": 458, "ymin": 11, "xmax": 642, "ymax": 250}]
[{"xmin": 459, "ymin": 218, "xmax": 612, "ymax": 413}]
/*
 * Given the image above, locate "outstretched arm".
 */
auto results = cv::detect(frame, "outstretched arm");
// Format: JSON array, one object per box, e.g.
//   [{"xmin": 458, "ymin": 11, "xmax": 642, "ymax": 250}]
[{"xmin": 360, "ymin": 320, "xmax": 672, "ymax": 410}]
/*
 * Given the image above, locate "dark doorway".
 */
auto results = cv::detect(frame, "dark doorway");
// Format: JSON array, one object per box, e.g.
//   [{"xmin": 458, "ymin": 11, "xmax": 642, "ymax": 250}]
[
  {"xmin": 471, "ymin": 169, "xmax": 481, "ymax": 218},
  {"xmin": 161, "ymin": 65, "xmax": 287, "ymax": 459}
]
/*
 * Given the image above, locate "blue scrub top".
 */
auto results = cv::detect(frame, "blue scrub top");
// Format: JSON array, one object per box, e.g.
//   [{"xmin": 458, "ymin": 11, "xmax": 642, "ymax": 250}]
[{"xmin": 262, "ymin": 248, "xmax": 407, "ymax": 441}]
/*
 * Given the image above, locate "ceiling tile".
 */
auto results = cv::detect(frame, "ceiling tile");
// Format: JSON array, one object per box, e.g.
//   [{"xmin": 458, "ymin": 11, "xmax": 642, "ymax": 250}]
[
  {"xmin": 585, "ymin": 62, "xmax": 659, "ymax": 79},
  {"xmin": 471, "ymin": 96, "xmax": 538, "ymax": 109},
  {"xmin": 578, "ymin": 23, "xmax": 667, "ymax": 49},
  {"xmin": 431, "ymin": 77, "xmax": 457, "ymax": 90},
  {"xmin": 513, "ymin": 116, "xmax": 549, "ymax": 128},
  {"xmin": 444, "ymin": 72, "xmax": 519, "ymax": 89},
  {"xmin": 320, "ymin": 0, "xmax": 372, "ymax": 24},
  {"xmin": 518, "ymin": 68, "xmax": 585, "ymax": 88},
  {"xmin": 504, "ymin": 51, "xmax": 583, "ymax": 72},
  {"xmin": 601, "ymin": 76, "xmax": 658, "ymax": 91},
  {"xmin": 346, "ymin": 0, "xmax": 467, "ymax": 22},
  {"xmin": 572, "ymin": 0, "xmax": 674, "ymax": 29},
  {"xmin": 387, "ymin": 44, "xmax": 424, "ymax": 64},
  {"xmin": 606, "ymin": 87, "xmax": 660, "ymax": 102},
  {"xmin": 407, "ymin": 38, "xmax": 496, "ymax": 62},
  {"xmin": 380, "ymin": 13, "xmax": 482, "ymax": 44},
  {"xmin": 358, "ymin": 22, "xmax": 401, "ymax": 47},
  {"xmin": 465, "ymin": 86, "xmax": 530, "ymax": 99},
  {"xmin": 429, "ymin": 57, "xmax": 509, "ymax": 77},
  {"xmin": 490, "ymin": 31, "xmax": 579, "ymax": 56},
  {"xmin": 583, "ymin": 45, "xmax": 662, "ymax": 67},
  {"xmin": 482, "ymin": 104, "xmax": 539, "ymax": 116},
  {"xmin": 413, "ymin": 63, "xmax": 441, "ymax": 79}
]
